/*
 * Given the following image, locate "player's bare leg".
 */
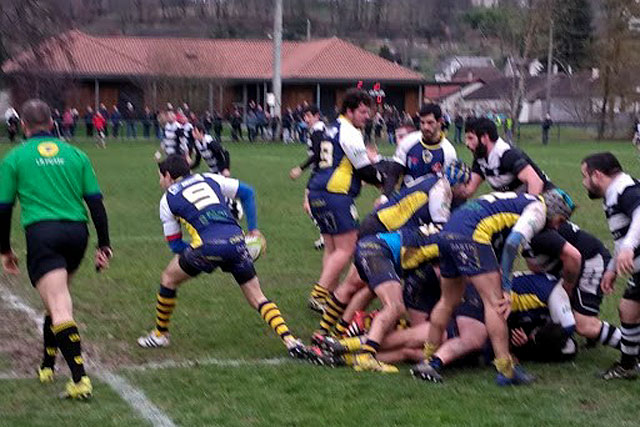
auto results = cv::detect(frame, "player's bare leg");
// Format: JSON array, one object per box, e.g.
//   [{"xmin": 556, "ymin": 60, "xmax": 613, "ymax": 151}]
[{"xmin": 37, "ymin": 269, "xmax": 91, "ymax": 399}]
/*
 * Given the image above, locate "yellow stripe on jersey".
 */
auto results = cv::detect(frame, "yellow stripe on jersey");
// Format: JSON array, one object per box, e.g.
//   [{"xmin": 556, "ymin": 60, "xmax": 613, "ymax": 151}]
[
  {"xmin": 472, "ymin": 213, "xmax": 521, "ymax": 244},
  {"xmin": 419, "ymin": 131, "xmax": 445, "ymax": 149},
  {"xmin": 401, "ymin": 244, "xmax": 439, "ymax": 269},
  {"xmin": 327, "ymin": 156, "xmax": 354, "ymax": 194},
  {"xmin": 510, "ymin": 292, "xmax": 547, "ymax": 312},
  {"xmin": 377, "ymin": 191, "xmax": 429, "ymax": 231},
  {"xmin": 178, "ymin": 217, "xmax": 203, "ymax": 248}
]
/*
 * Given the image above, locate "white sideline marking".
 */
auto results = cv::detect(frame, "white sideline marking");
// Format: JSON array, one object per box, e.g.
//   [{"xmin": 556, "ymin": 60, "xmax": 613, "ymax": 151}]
[
  {"xmin": 0, "ymin": 282, "xmax": 175, "ymax": 427},
  {"xmin": 122, "ymin": 357, "xmax": 288, "ymax": 372}
]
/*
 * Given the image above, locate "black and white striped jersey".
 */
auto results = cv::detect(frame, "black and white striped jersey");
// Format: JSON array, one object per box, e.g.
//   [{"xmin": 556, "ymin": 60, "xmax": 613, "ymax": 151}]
[
  {"xmin": 162, "ymin": 121, "xmax": 188, "ymax": 156},
  {"xmin": 472, "ymin": 138, "xmax": 552, "ymax": 192},
  {"xmin": 604, "ymin": 173, "xmax": 640, "ymax": 272},
  {"xmin": 193, "ymin": 134, "xmax": 229, "ymax": 173}
]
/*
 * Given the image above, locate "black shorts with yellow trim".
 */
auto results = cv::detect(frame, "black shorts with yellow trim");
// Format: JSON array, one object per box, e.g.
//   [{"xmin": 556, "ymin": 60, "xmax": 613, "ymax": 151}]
[
  {"xmin": 438, "ymin": 232, "xmax": 499, "ymax": 278},
  {"xmin": 308, "ymin": 190, "xmax": 358, "ymax": 235},
  {"xmin": 178, "ymin": 235, "xmax": 256, "ymax": 285},
  {"xmin": 25, "ymin": 220, "xmax": 89, "ymax": 286},
  {"xmin": 354, "ymin": 235, "xmax": 401, "ymax": 291}
]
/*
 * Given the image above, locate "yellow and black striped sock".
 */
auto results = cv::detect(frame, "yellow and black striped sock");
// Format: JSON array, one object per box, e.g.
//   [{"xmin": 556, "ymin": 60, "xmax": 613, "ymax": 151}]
[
  {"xmin": 335, "ymin": 318, "xmax": 350, "ymax": 336},
  {"xmin": 41, "ymin": 314, "xmax": 57, "ymax": 369},
  {"xmin": 258, "ymin": 300, "xmax": 292, "ymax": 343},
  {"xmin": 52, "ymin": 320, "xmax": 86, "ymax": 383},
  {"xmin": 361, "ymin": 339, "xmax": 380, "ymax": 356},
  {"xmin": 319, "ymin": 293, "xmax": 347, "ymax": 334},
  {"xmin": 310, "ymin": 283, "xmax": 330, "ymax": 303},
  {"xmin": 338, "ymin": 336, "xmax": 364, "ymax": 353},
  {"xmin": 155, "ymin": 285, "xmax": 177, "ymax": 334}
]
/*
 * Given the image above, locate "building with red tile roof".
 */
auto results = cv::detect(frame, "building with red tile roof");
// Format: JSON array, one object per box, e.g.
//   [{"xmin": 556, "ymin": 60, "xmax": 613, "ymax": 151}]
[{"xmin": 3, "ymin": 30, "xmax": 425, "ymax": 116}]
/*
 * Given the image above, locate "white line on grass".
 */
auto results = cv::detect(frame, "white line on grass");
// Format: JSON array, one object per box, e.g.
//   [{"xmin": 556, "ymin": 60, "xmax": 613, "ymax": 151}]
[
  {"xmin": 0, "ymin": 281, "xmax": 175, "ymax": 427},
  {"xmin": 121, "ymin": 356, "xmax": 289, "ymax": 372}
]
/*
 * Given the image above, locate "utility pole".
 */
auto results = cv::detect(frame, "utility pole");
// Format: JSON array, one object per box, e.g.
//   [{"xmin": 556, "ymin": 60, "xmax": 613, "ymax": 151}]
[
  {"xmin": 272, "ymin": 0, "xmax": 283, "ymax": 137},
  {"xmin": 544, "ymin": 17, "xmax": 554, "ymax": 116}
]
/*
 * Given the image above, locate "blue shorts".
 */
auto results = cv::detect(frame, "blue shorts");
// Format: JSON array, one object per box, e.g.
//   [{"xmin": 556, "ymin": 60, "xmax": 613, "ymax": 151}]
[
  {"xmin": 178, "ymin": 234, "xmax": 256, "ymax": 285},
  {"xmin": 447, "ymin": 285, "xmax": 485, "ymax": 337},
  {"xmin": 402, "ymin": 263, "xmax": 441, "ymax": 314},
  {"xmin": 438, "ymin": 232, "xmax": 499, "ymax": 278},
  {"xmin": 308, "ymin": 190, "xmax": 358, "ymax": 235},
  {"xmin": 354, "ymin": 235, "xmax": 401, "ymax": 290}
]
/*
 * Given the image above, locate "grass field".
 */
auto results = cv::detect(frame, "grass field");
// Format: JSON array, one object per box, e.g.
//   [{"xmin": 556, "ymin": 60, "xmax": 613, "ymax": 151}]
[{"xmin": 1, "ymin": 133, "xmax": 640, "ymax": 426}]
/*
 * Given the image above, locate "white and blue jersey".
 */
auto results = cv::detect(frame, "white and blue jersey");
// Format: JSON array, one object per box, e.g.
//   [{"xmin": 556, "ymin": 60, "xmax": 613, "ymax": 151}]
[{"xmin": 392, "ymin": 131, "xmax": 457, "ymax": 187}]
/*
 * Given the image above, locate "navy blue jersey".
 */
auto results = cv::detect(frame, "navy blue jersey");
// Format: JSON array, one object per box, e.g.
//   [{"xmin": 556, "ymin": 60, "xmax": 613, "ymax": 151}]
[
  {"xmin": 374, "ymin": 175, "xmax": 450, "ymax": 231},
  {"xmin": 444, "ymin": 192, "xmax": 545, "ymax": 253},
  {"xmin": 160, "ymin": 172, "xmax": 242, "ymax": 247},
  {"xmin": 307, "ymin": 116, "xmax": 372, "ymax": 197},
  {"xmin": 508, "ymin": 272, "xmax": 557, "ymax": 330}
]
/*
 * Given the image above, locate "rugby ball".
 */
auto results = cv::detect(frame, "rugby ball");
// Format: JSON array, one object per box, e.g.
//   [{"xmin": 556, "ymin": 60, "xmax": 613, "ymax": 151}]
[{"xmin": 245, "ymin": 234, "xmax": 266, "ymax": 261}]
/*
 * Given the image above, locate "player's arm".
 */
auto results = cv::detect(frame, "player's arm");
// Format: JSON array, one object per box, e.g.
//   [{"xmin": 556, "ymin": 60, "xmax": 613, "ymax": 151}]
[
  {"xmin": 616, "ymin": 186, "xmax": 640, "ymax": 275},
  {"xmin": 558, "ymin": 242, "xmax": 581, "ymax": 293},
  {"xmin": 428, "ymin": 178, "xmax": 452, "ymax": 226},
  {"xmin": 189, "ymin": 147, "xmax": 202, "ymax": 170},
  {"xmin": 342, "ymin": 133, "xmax": 382, "ymax": 187},
  {"xmin": 159, "ymin": 194, "xmax": 187, "ymax": 254},
  {"xmin": 502, "ymin": 149, "xmax": 544, "ymax": 195},
  {"xmin": 205, "ymin": 173, "xmax": 258, "ymax": 232},
  {"xmin": 500, "ymin": 201, "xmax": 546, "ymax": 291},
  {"xmin": 456, "ymin": 159, "xmax": 484, "ymax": 199},
  {"xmin": 383, "ymin": 143, "xmax": 409, "ymax": 196},
  {"xmin": 0, "ymin": 154, "xmax": 18, "ymax": 274},
  {"xmin": 299, "ymin": 130, "xmax": 322, "ymax": 170}
]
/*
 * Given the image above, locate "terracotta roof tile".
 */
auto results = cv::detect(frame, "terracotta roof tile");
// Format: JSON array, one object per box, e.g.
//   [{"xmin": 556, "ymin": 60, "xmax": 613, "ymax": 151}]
[{"xmin": 3, "ymin": 31, "xmax": 424, "ymax": 83}]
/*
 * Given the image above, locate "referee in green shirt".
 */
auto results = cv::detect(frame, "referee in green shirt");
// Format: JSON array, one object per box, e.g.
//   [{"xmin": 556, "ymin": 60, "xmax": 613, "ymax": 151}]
[{"xmin": 0, "ymin": 99, "xmax": 112, "ymax": 400}]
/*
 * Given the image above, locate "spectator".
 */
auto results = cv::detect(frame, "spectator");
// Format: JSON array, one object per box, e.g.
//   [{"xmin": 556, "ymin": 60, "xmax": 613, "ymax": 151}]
[
  {"xmin": 385, "ymin": 108, "xmax": 397, "ymax": 144},
  {"xmin": 52, "ymin": 108, "xmax": 63, "ymax": 138},
  {"xmin": 125, "ymin": 102, "xmax": 136, "ymax": 138},
  {"xmin": 256, "ymin": 105, "xmax": 267, "ymax": 139},
  {"xmin": 111, "ymin": 106, "xmax": 122, "ymax": 139},
  {"xmin": 542, "ymin": 113, "xmax": 552, "ymax": 145},
  {"xmin": 84, "ymin": 106, "xmax": 94, "ymax": 137},
  {"xmin": 93, "ymin": 111, "xmax": 106, "ymax": 148},
  {"xmin": 153, "ymin": 110, "xmax": 162, "ymax": 139},
  {"xmin": 4, "ymin": 106, "xmax": 20, "ymax": 142},
  {"xmin": 62, "ymin": 109, "xmax": 74, "ymax": 139},
  {"xmin": 230, "ymin": 109, "xmax": 243, "ymax": 141},
  {"xmin": 70, "ymin": 108, "xmax": 79, "ymax": 137},
  {"xmin": 270, "ymin": 114, "xmax": 280, "ymax": 142},
  {"xmin": 246, "ymin": 109, "xmax": 258, "ymax": 142},
  {"xmin": 182, "ymin": 102, "xmax": 191, "ymax": 118},
  {"xmin": 99, "ymin": 103, "xmax": 109, "ymax": 137},
  {"xmin": 282, "ymin": 108, "xmax": 294, "ymax": 144},
  {"xmin": 142, "ymin": 106, "xmax": 152, "ymax": 139},
  {"xmin": 202, "ymin": 111, "xmax": 213, "ymax": 134},
  {"xmin": 374, "ymin": 110, "xmax": 384, "ymax": 142},
  {"xmin": 213, "ymin": 111, "xmax": 223, "ymax": 143},
  {"xmin": 505, "ymin": 116, "xmax": 514, "ymax": 145},
  {"xmin": 454, "ymin": 113, "xmax": 464, "ymax": 144},
  {"xmin": 364, "ymin": 116, "xmax": 373, "ymax": 144}
]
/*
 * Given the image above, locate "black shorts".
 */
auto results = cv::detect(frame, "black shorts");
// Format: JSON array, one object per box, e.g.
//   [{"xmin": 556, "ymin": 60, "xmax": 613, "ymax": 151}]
[
  {"xmin": 402, "ymin": 263, "xmax": 441, "ymax": 314},
  {"xmin": 25, "ymin": 221, "xmax": 89, "ymax": 286},
  {"xmin": 623, "ymin": 273, "xmax": 640, "ymax": 302}
]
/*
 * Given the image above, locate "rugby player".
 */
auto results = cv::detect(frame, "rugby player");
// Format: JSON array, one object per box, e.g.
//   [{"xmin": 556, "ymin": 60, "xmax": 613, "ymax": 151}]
[
  {"xmin": 382, "ymin": 103, "xmax": 457, "ymax": 198},
  {"xmin": 458, "ymin": 118, "xmax": 552, "ymax": 198},
  {"xmin": 523, "ymin": 222, "xmax": 621, "ymax": 349},
  {"xmin": 288, "ymin": 104, "xmax": 326, "ymax": 250},
  {"xmin": 412, "ymin": 188, "xmax": 575, "ymax": 385},
  {"xmin": 0, "ymin": 99, "xmax": 112, "ymax": 399},
  {"xmin": 581, "ymin": 152, "xmax": 640, "ymax": 379},
  {"xmin": 190, "ymin": 124, "xmax": 230, "ymax": 176},
  {"xmin": 305, "ymin": 89, "xmax": 383, "ymax": 312},
  {"xmin": 137, "ymin": 155, "xmax": 310, "ymax": 359},
  {"xmin": 312, "ymin": 163, "xmax": 470, "ymax": 339}
]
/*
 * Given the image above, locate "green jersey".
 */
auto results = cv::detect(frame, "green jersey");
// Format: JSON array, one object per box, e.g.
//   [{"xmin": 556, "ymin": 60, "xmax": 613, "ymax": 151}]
[{"xmin": 0, "ymin": 134, "xmax": 102, "ymax": 227}]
